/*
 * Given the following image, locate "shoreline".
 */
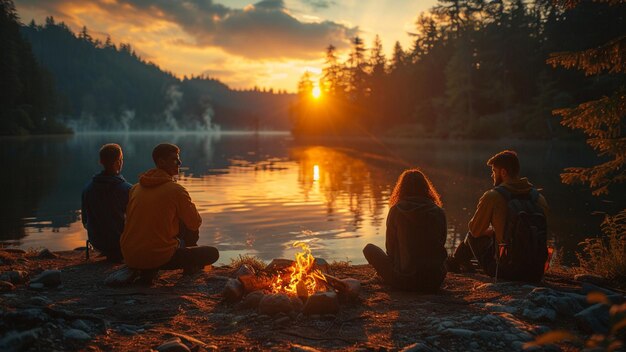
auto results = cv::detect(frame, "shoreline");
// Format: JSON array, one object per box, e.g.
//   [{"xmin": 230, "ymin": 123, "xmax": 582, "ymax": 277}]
[{"xmin": 1, "ymin": 248, "xmax": 624, "ymax": 351}]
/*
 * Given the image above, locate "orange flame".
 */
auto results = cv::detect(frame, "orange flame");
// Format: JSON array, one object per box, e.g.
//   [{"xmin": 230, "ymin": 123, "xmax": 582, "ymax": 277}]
[{"xmin": 271, "ymin": 241, "xmax": 327, "ymax": 297}]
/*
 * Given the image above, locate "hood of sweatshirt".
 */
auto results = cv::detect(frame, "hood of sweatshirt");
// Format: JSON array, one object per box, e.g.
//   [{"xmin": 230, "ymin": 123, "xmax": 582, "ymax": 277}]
[
  {"xmin": 139, "ymin": 168, "xmax": 174, "ymax": 188},
  {"xmin": 501, "ymin": 177, "xmax": 535, "ymax": 194},
  {"xmin": 395, "ymin": 196, "xmax": 440, "ymax": 213},
  {"xmin": 92, "ymin": 171, "xmax": 127, "ymax": 185}
]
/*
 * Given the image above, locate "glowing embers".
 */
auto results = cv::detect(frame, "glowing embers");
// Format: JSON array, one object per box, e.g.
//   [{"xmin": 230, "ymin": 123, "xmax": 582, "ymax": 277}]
[{"xmin": 270, "ymin": 241, "xmax": 328, "ymax": 298}]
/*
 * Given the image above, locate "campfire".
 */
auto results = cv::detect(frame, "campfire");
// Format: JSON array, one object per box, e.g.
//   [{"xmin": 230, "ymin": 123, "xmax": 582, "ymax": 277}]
[
  {"xmin": 270, "ymin": 242, "xmax": 328, "ymax": 298},
  {"xmin": 222, "ymin": 241, "xmax": 360, "ymax": 316}
]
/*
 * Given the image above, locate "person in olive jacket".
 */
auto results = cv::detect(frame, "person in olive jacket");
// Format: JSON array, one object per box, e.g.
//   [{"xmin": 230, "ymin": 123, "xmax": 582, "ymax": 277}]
[{"xmin": 363, "ymin": 169, "xmax": 447, "ymax": 292}]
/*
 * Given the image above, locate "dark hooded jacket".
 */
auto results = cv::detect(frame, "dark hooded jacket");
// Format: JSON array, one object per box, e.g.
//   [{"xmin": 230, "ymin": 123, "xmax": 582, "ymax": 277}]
[
  {"xmin": 386, "ymin": 196, "xmax": 447, "ymax": 291},
  {"xmin": 81, "ymin": 172, "xmax": 132, "ymax": 255}
]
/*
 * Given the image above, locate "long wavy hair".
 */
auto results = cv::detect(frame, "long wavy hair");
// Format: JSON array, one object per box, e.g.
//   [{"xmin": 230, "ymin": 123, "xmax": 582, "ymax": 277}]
[{"xmin": 389, "ymin": 169, "xmax": 442, "ymax": 208}]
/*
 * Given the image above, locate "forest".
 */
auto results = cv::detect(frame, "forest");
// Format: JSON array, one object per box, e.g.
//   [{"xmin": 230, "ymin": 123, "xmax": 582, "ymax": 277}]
[
  {"xmin": 0, "ymin": 0, "xmax": 295, "ymax": 135},
  {"xmin": 291, "ymin": 0, "xmax": 625, "ymax": 139},
  {"xmin": 0, "ymin": 0, "xmax": 69, "ymax": 135}
]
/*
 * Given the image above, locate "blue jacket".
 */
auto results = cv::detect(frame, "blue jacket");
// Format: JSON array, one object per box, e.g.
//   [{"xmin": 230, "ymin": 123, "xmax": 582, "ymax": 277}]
[{"xmin": 81, "ymin": 172, "xmax": 132, "ymax": 255}]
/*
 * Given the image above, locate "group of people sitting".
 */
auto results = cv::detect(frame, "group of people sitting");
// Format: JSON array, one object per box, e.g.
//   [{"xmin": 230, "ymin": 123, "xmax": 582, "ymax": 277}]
[
  {"xmin": 82, "ymin": 143, "xmax": 219, "ymax": 284},
  {"xmin": 363, "ymin": 150, "xmax": 550, "ymax": 291},
  {"xmin": 82, "ymin": 144, "xmax": 549, "ymax": 289}
]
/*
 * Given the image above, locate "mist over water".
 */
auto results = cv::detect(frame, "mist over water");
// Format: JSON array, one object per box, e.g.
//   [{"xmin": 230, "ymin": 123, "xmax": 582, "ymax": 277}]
[
  {"xmin": 0, "ymin": 133, "xmax": 622, "ymax": 264},
  {"xmin": 67, "ymin": 84, "xmax": 221, "ymax": 133}
]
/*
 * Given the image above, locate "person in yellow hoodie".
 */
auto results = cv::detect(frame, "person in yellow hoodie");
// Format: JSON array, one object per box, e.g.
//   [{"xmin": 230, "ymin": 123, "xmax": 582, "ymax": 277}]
[
  {"xmin": 121, "ymin": 143, "xmax": 219, "ymax": 283},
  {"xmin": 446, "ymin": 150, "xmax": 549, "ymax": 281}
]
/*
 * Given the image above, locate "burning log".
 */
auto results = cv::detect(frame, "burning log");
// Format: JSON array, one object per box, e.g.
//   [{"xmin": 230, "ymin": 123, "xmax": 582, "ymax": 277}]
[
  {"xmin": 238, "ymin": 274, "xmax": 271, "ymax": 293},
  {"xmin": 322, "ymin": 275, "xmax": 361, "ymax": 301},
  {"xmin": 265, "ymin": 259, "xmax": 295, "ymax": 273}
]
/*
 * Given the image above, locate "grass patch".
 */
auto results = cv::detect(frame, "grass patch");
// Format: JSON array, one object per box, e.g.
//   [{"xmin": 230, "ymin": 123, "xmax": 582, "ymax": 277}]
[
  {"xmin": 330, "ymin": 259, "xmax": 352, "ymax": 271},
  {"xmin": 577, "ymin": 210, "xmax": 626, "ymax": 287},
  {"xmin": 230, "ymin": 254, "xmax": 266, "ymax": 272}
]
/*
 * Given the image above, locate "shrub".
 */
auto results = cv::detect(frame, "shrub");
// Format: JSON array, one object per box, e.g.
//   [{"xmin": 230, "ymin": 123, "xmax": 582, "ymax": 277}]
[
  {"xmin": 230, "ymin": 254, "xmax": 266, "ymax": 272},
  {"xmin": 577, "ymin": 210, "xmax": 626, "ymax": 285}
]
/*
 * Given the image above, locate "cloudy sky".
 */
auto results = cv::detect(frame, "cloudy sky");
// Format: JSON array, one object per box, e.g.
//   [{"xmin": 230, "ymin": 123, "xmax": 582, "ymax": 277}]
[{"xmin": 16, "ymin": 0, "xmax": 438, "ymax": 92}]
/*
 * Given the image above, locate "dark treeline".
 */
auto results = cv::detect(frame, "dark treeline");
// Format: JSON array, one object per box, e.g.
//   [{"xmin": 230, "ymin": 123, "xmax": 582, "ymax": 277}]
[
  {"xmin": 20, "ymin": 18, "xmax": 295, "ymax": 132},
  {"xmin": 291, "ymin": 0, "xmax": 626, "ymax": 139},
  {"xmin": 0, "ymin": 0, "xmax": 69, "ymax": 135}
]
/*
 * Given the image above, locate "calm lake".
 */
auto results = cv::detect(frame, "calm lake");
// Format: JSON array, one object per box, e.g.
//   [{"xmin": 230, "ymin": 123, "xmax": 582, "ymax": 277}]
[{"xmin": 1, "ymin": 133, "xmax": 622, "ymax": 265}]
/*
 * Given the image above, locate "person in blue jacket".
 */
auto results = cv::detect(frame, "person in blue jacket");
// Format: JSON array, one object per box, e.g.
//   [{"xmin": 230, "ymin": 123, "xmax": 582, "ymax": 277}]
[{"xmin": 81, "ymin": 143, "xmax": 132, "ymax": 262}]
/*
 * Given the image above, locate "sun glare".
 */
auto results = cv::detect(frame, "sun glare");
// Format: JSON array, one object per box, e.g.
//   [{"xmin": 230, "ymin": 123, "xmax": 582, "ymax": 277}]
[{"xmin": 312, "ymin": 86, "xmax": 321, "ymax": 99}]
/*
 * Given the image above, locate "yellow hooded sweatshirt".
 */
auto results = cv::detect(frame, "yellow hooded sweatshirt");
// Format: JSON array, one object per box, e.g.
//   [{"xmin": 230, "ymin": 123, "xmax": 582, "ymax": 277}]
[
  {"xmin": 121, "ymin": 168, "xmax": 202, "ymax": 269},
  {"xmin": 469, "ymin": 177, "xmax": 549, "ymax": 244}
]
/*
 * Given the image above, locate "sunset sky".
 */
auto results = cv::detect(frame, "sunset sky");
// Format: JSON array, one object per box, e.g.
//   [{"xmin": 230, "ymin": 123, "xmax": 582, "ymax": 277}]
[{"xmin": 16, "ymin": 0, "xmax": 438, "ymax": 92}]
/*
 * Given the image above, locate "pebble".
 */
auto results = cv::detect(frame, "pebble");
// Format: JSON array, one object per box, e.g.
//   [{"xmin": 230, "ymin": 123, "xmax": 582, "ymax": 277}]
[
  {"xmin": 0, "ymin": 270, "xmax": 28, "ymax": 284},
  {"xmin": 290, "ymin": 295, "xmax": 304, "ymax": 312},
  {"xmin": 444, "ymin": 328, "xmax": 474, "ymax": 338},
  {"xmin": 30, "ymin": 270, "xmax": 62, "ymax": 288},
  {"xmin": 104, "ymin": 266, "xmax": 139, "ymax": 287},
  {"xmin": 63, "ymin": 328, "xmax": 91, "ymax": 340},
  {"xmin": 302, "ymin": 291, "xmax": 339, "ymax": 315},
  {"xmin": 522, "ymin": 307, "xmax": 556, "ymax": 322},
  {"xmin": 400, "ymin": 342, "xmax": 434, "ymax": 352},
  {"xmin": 29, "ymin": 283, "xmax": 45, "ymax": 290},
  {"xmin": 0, "ymin": 328, "xmax": 41, "ymax": 351},
  {"xmin": 234, "ymin": 264, "xmax": 256, "ymax": 278},
  {"xmin": 72, "ymin": 319, "xmax": 91, "ymax": 332},
  {"xmin": 575, "ymin": 303, "xmax": 610, "ymax": 334},
  {"xmin": 241, "ymin": 290, "xmax": 265, "ymax": 308},
  {"xmin": 258, "ymin": 293, "xmax": 293, "ymax": 315},
  {"xmin": 222, "ymin": 279, "xmax": 244, "ymax": 303},
  {"xmin": 475, "ymin": 330, "xmax": 499, "ymax": 340},
  {"xmin": 156, "ymin": 337, "xmax": 190, "ymax": 352},
  {"xmin": 37, "ymin": 248, "xmax": 57, "ymax": 259},
  {"xmin": 27, "ymin": 296, "xmax": 52, "ymax": 306}
]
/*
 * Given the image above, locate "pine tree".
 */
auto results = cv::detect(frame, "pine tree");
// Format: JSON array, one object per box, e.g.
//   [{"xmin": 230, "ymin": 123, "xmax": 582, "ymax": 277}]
[
  {"xmin": 548, "ymin": 5, "xmax": 626, "ymax": 196},
  {"xmin": 321, "ymin": 45, "xmax": 341, "ymax": 97}
]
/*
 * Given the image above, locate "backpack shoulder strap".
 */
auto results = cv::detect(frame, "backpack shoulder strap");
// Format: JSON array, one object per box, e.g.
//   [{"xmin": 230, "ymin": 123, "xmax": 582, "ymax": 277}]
[
  {"xmin": 493, "ymin": 185, "xmax": 512, "ymax": 201},
  {"xmin": 529, "ymin": 188, "xmax": 540, "ymax": 203}
]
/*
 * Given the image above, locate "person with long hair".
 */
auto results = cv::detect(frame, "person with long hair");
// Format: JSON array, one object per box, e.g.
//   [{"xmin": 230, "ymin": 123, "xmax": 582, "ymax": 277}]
[{"xmin": 363, "ymin": 168, "xmax": 447, "ymax": 292}]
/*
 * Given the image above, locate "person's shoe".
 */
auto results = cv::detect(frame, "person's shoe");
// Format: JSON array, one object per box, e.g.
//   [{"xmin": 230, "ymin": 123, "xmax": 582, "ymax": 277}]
[
  {"xmin": 445, "ymin": 255, "xmax": 476, "ymax": 274},
  {"xmin": 445, "ymin": 255, "xmax": 461, "ymax": 273},
  {"xmin": 136, "ymin": 270, "xmax": 159, "ymax": 286},
  {"xmin": 104, "ymin": 266, "xmax": 139, "ymax": 287}
]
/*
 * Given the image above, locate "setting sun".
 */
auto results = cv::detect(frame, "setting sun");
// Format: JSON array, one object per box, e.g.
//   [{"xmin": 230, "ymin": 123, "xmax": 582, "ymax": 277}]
[{"xmin": 312, "ymin": 86, "xmax": 321, "ymax": 99}]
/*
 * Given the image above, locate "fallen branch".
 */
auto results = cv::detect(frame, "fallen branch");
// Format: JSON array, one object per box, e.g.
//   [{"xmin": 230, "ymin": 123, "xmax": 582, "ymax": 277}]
[{"xmin": 153, "ymin": 329, "xmax": 217, "ymax": 349}]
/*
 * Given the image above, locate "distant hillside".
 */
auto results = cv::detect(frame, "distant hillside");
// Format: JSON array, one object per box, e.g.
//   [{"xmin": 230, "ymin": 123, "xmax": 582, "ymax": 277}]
[{"xmin": 21, "ymin": 17, "xmax": 296, "ymax": 131}]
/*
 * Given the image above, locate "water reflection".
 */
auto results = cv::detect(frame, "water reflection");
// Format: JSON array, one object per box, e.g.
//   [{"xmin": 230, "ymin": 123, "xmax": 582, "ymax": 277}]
[{"xmin": 0, "ymin": 134, "xmax": 623, "ymax": 265}]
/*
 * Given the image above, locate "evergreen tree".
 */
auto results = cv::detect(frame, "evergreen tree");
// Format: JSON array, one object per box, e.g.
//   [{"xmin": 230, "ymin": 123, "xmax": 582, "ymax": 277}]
[
  {"xmin": 321, "ymin": 45, "xmax": 342, "ymax": 97},
  {"xmin": 549, "ymin": 28, "xmax": 626, "ymax": 196},
  {"xmin": 347, "ymin": 36, "xmax": 369, "ymax": 101},
  {"xmin": 0, "ymin": 0, "xmax": 66, "ymax": 135}
]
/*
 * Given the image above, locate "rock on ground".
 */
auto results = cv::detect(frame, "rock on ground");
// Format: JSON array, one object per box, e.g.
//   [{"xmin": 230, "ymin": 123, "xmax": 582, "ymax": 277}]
[
  {"xmin": 258, "ymin": 293, "xmax": 293, "ymax": 315},
  {"xmin": 302, "ymin": 291, "xmax": 339, "ymax": 315}
]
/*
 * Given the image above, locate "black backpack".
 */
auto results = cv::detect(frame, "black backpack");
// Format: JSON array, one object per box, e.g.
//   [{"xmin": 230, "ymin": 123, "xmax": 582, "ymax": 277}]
[{"xmin": 493, "ymin": 186, "xmax": 548, "ymax": 282}]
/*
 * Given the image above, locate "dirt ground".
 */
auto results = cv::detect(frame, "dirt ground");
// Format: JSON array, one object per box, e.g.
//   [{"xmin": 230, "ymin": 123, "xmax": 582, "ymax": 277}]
[{"xmin": 0, "ymin": 249, "xmax": 612, "ymax": 351}]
